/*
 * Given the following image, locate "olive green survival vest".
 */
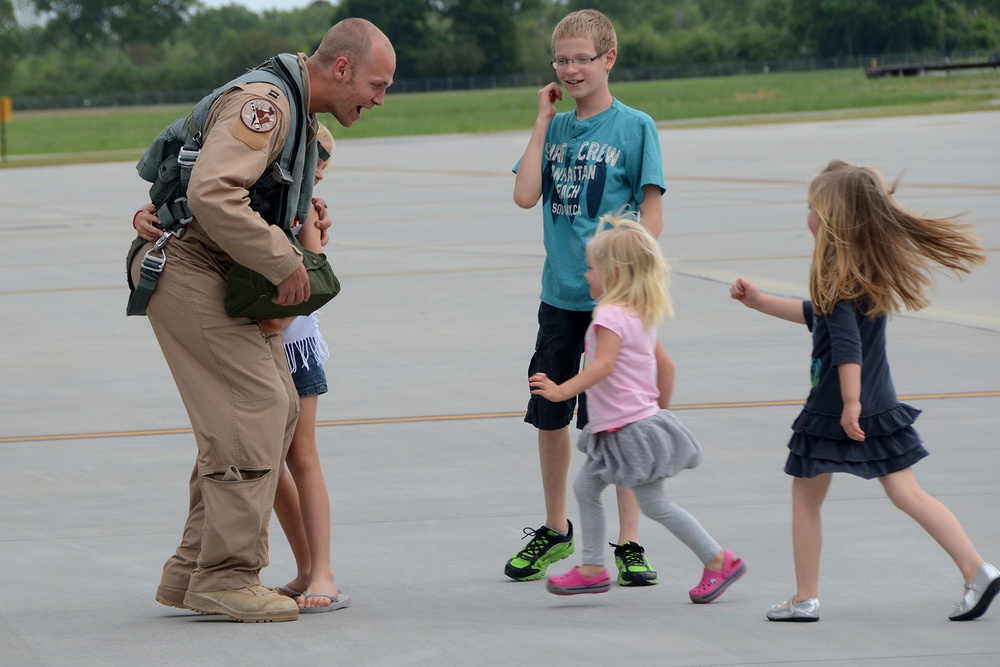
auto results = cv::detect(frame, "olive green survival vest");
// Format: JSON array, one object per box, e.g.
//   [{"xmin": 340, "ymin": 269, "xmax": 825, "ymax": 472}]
[{"xmin": 126, "ymin": 53, "xmax": 318, "ymax": 316}]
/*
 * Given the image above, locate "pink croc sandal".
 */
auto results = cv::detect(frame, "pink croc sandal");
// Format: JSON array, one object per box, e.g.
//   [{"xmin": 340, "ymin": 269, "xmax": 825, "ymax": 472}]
[
  {"xmin": 689, "ymin": 550, "xmax": 746, "ymax": 603},
  {"xmin": 547, "ymin": 566, "xmax": 611, "ymax": 596}
]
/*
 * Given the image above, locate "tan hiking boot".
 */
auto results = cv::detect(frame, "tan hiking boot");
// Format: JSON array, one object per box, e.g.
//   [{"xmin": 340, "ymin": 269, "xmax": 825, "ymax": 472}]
[
  {"xmin": 184, "ymin": 584, "xmax": 299, "ymax": 623},
  {"xmin": 156, "ymin": 584, "xmax": 223, "ymax": 615},
  {"xmin": 155, "ymin": 584, "xmax": 189, "ymax": 609}
]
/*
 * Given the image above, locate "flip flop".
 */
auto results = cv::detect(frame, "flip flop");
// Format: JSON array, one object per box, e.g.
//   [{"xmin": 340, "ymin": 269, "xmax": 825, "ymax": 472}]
[
  {"xmin": 273, "ymin": 585, "xmax": 303, "ymax": 598},
  {"xmin": 300, "ymin": 591, "xmax": 352, "ymax": 614}
]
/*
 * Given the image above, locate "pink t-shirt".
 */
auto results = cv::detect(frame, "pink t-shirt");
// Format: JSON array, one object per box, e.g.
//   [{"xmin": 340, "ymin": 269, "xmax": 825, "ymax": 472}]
[{"xmin": 584, "ymin": 304, "xmax": 661, "ymax": 433}]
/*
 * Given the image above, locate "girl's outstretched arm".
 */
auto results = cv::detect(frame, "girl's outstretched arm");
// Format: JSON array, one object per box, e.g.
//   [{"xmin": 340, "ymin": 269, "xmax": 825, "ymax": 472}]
[
  {"xmin": 837, "ymin": 362, "xmax": 865, "ymax": 441},
  {"xmin": 529, "ymin": 326, "xmax": 620, "ymax": 402},
  {"xmin": 730, "ymin": 278, "xmax": 806, "ymax": 324},
  {"xmin": 654, "ymin": 340, "xmax": 675, "ymax": 409}
]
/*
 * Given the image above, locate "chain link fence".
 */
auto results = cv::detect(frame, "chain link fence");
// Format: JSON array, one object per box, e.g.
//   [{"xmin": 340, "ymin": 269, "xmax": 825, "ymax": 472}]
[{"xmin": 11, "ymin": 50, "xmax": 996, "ymax": 112}]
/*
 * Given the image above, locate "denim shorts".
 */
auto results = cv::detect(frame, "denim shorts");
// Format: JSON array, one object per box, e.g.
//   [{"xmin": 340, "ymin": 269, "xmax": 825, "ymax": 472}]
[
  {"xmin": 524, "ymin": 301, "xmax": 590, "ymax": 431},
  {"xmin": 289, "ymin": 346, "xmax": 328, "ymax": 398}
]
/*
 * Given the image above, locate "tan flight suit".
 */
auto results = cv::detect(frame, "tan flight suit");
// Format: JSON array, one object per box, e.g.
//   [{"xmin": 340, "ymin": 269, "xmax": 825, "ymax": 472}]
[{"xmin": 132, "ymin": 55, "xmax": 317, "ymax": 593}]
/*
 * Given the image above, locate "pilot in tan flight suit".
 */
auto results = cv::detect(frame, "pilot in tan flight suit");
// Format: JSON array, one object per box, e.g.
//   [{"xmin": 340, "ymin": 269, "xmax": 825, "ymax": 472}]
[{"xmin": 132, "ymin": 18, "xmax": 395, "ymax": 623}]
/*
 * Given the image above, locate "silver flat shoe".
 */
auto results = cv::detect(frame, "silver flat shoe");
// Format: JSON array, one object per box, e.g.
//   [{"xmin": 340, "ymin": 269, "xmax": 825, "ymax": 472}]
[
  {"xmin": 766, "ymin": 595, "xmax": 820, "ymax": 622},
  {"xmin": 949, "ymin": 562, "xmax": 1000, "ymax": 621}
]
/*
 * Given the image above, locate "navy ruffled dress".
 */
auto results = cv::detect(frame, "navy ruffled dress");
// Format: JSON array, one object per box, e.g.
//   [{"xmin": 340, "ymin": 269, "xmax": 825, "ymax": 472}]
[{"xmin": 786, "ymin": 300, "xmax": 928, "ymax": 480}]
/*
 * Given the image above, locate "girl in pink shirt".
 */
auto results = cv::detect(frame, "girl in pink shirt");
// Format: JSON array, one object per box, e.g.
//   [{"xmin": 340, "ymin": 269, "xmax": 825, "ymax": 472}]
[{"xmin": 530, "ymin": 212, "xmax": 745, "ymax": 601}]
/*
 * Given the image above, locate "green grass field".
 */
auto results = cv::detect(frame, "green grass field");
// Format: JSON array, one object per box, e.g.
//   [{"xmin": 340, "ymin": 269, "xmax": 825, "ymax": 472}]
[{"xmin": 2, "ymin": 68, "xmax": 998, "ymax": 166}]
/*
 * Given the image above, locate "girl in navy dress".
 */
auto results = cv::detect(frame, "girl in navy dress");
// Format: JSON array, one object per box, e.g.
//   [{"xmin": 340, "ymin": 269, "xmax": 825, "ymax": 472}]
[{"xmin": 731, "ymin": 160, "xmax": 995, "ymax": 622}]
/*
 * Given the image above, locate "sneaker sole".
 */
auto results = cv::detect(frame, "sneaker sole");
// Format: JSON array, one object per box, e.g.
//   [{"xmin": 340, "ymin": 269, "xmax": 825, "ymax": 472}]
[
  {"xmin": 690, "ymin": 562, "xmax": 747, "ymax": 603},
  {"xmin": 618, "ymin": 573, "xmax": 658, "ymax": 587},
  {"xmin": 504, "ymin": 541, "xmax": 575, "ymax": 581},
  {"xmin": 547, "ymin": 581, "xmax": 611, "ymax": 596}
]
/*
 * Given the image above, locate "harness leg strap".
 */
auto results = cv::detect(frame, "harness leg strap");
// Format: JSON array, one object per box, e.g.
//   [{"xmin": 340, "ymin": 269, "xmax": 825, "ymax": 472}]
[{"xmin": 126, "ymin": 245, "xmax": 167, "ymax": 317}]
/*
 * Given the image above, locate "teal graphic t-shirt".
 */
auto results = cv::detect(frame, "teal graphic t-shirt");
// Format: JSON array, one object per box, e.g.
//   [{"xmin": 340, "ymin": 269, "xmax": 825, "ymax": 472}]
[{"xmin": 515, "ymin": 99, "xmax": 665, "ymax": 311}]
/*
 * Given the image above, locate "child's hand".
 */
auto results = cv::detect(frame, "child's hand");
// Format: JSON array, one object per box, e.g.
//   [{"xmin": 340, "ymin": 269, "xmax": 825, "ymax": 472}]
[
  {"xmin": 537, "ymin": 82, "xmax": 562, "ymax": 121},
  {"xmin": 133, "ymin": 203, "xmax": 164, "ymax": 242},
  {"xmin": 529, "ymin": 372, "xmax": 565, "ymax": 402},
  {"xmin": 841, "ymin": 400, "xmax": 865, "ymax": 441},
  {"xmin": 730, "ymin": 278, "xmax": 762, "ymax": 309},
  {"xmin": 312, "ymin": 197, "xmax": 331, "ymax": 246}
]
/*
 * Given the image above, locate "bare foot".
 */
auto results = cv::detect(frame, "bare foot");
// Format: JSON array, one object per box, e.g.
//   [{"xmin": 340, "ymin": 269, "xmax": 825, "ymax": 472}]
[{"xmin": 299, "ymin": 574, "xmax": 340, "ymax": 609}]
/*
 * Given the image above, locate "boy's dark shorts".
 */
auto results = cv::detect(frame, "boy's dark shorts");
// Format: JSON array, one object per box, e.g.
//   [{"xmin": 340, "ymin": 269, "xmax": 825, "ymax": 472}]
[{"xmin": 525, "ymin": 301, "xmax": 591, "ymax": 431}]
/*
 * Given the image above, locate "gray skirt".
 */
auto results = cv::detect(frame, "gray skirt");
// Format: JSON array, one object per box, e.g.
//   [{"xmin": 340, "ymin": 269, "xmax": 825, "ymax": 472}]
[{"xmin": 577, "ymin": 409, "xmax": 703, "ymax": 487}]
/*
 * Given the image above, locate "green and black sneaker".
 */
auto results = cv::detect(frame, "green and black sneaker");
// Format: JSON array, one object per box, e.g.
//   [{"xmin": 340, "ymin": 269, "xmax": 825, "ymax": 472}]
[
  {"xmin": 504, "ymin": 521, "xmax": 574, "ymax": 581},
  {"xmin": 612, "ymin": 541, "xmax": 658, "ymax": 586}
]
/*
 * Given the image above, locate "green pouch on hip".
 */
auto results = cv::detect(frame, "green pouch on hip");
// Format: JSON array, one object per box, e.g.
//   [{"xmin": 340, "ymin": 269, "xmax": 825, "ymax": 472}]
[{"xmin": 224, "ymin": 236, "xmax": 340, "ymax": 320}]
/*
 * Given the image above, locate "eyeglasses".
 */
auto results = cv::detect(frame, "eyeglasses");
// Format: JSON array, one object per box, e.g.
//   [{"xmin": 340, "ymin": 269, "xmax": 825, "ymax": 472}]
[{"xmin": 550, "ymin": 53, "xmax": 605, "ymax": 70}]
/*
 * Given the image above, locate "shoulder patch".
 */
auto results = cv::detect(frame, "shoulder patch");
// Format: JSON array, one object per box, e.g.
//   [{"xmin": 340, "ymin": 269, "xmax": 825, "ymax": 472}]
[{"xmin": 240, "ymin": 98, "xmax": 278, "ymax": 133}]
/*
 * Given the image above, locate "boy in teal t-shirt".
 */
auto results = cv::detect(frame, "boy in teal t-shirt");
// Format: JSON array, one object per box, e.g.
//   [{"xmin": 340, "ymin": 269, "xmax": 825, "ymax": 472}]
[{"xmin": 509, "ymin": 9, "xmax": 669, "ymax": 586}]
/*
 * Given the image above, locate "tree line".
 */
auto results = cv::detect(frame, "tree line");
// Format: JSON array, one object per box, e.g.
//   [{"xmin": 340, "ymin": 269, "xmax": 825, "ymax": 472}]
[{"xmin": 2, "ymin": 0, "xmax": 999, "ymax": 98}]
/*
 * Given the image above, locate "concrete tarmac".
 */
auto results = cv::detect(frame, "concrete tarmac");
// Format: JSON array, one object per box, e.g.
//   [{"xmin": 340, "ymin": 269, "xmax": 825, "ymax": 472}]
[{"xmin": 1, "ymin": 111, "xmax": 998, "ymax": 666}]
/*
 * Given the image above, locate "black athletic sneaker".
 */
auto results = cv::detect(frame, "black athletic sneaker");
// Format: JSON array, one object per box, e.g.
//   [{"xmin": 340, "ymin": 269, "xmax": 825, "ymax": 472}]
[
  {"xmin": 612, "ymin": 541, "xmax": 658, "ymax": 586},
  {"xmin": 504, "ymin": 521, "xmax": 575, "ymax": 581}
]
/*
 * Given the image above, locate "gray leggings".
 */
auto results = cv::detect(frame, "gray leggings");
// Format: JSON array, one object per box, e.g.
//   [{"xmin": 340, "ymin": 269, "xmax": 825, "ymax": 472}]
[{"xmin": 574, "ymin": 465, "xmax": 721, "ymax": 567}]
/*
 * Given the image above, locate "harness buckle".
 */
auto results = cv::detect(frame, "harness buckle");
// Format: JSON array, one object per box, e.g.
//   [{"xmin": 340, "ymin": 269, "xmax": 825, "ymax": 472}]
[
  {"xmin": 177, "ymin": 145, "xmax": 200, "ymax": 168},
  {"xmin": 140, "ymin": 246, "xmax": 166, "ymax": 274},
  {"xmin": 153, "ymin": 230, "xmax": 171, "ymax": 251},
  {"xmin": 161, "ymin": 197, "xmax": 193, "ymax": 238}
]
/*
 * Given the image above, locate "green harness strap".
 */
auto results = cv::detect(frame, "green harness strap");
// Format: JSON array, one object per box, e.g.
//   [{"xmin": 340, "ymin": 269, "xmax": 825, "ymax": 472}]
[
  {"xmin": 125, "ymin": 137, "xmax": 200, "ymax": 317},
  {"xmin": 126, "ymin": 54, "xmax": 312, "ymax": 317}
]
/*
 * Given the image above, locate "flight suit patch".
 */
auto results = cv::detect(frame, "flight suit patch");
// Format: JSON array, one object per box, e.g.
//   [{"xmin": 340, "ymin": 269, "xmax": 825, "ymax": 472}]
[
  {"xmin": 231, "ymin": 98, "xmax": 278, "ymax": 149},
  {"xmin": 240, "ymin": 99, "xmax": 277, "ymax": 132}
]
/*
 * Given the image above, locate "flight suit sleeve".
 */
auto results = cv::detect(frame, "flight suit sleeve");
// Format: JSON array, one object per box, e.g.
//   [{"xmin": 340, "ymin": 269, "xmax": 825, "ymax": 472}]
[{"xmin": 186, "ymin": 83, "xmax": 302, "ymax": 285}]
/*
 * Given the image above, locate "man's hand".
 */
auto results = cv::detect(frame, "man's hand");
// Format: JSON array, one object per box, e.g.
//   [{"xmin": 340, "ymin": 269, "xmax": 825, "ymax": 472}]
[{"xmin": 273, "ymin": 264, "xmax": 310, "ymax": 306}]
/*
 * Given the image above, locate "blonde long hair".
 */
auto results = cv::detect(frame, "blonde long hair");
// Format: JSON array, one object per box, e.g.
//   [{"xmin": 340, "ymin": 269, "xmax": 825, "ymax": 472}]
[
  {"xmin": 588, "ymin": 210, "xmax": 672, "ymax": 327},
  {"xmin": 808, "ymin": 160, "xmax": 986, "ymax": 316}
]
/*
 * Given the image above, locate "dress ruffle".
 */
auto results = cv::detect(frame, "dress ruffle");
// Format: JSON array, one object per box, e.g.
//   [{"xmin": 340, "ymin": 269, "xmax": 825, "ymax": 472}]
[
  {"xmin": 786, "ymin": 403, "xmax": 927, "ymax": 479},
  {"xmin": 577, "ymin": 410, "xmax": 703, "ymax": 487}
]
